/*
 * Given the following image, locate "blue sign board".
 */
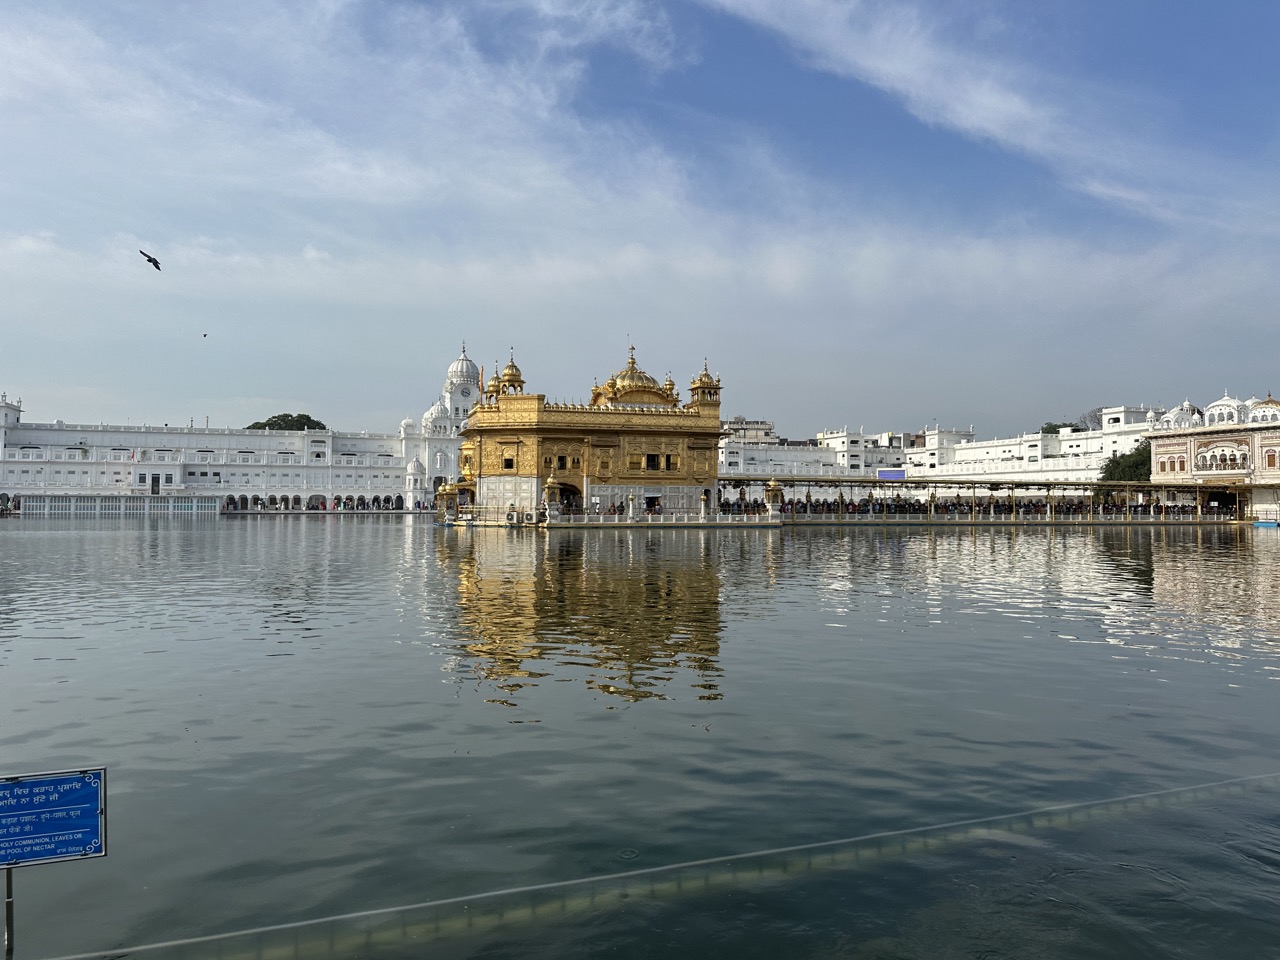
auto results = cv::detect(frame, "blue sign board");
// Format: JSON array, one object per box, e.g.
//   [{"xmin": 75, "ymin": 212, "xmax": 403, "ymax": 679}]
[
  {"xmin": 0, "ymin": 769, "xmax": 106, "ymax": 868},
  {"xmin": 876, "ymin": 468, "xmax": 907, "ymax": 481}
]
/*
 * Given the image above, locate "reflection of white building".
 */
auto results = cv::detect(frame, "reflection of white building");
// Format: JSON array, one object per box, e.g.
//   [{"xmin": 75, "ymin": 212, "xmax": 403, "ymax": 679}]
[{"xmin": 0, "ymin": 346, "xmax": 480, "ymax": 517}]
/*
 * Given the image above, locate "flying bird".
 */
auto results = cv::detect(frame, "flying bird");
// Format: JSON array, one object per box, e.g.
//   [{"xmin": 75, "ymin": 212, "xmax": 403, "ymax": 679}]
[{"xmin": 139, "ymin": 250, "xmax": 161, "ymax": 271}]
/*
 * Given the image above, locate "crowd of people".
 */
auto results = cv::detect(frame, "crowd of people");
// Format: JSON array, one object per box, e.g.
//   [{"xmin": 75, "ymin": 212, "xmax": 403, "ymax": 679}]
[{"xmin": 720, "ymin": 496, "xmax": 1229, "ymax": 519}]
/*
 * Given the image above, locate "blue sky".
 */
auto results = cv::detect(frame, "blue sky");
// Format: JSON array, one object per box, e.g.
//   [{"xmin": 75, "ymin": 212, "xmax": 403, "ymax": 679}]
[{"xmin": 3, "ymin": 1, "xmax": 1278, "ymax": 438}]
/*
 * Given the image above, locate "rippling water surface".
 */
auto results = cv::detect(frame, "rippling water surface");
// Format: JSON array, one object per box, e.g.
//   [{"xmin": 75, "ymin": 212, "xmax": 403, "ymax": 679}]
[{"xmin": 3, "ymin": 519, "xmax": 1280, "ymax": 959}]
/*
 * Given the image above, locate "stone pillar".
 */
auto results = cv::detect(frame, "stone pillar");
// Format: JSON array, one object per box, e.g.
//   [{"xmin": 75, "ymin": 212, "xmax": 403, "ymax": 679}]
[{"xmin": 544, "ymin": 476, "xmax": 561, "ymax": 523}]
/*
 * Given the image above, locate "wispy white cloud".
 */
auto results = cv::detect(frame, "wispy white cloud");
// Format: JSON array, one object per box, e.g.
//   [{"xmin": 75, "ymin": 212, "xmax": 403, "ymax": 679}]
[
  {"xmin": 470, "ymin": 0, "xmax": 683, "ymax": 69},
  {"xmin": 1, "ymin": 1, "xmax": 1278, "ymax": 438},
  {"xmin": 698, "ymin": 0, "xmax": 1279, "ymax": 233},
  {"xmin": 0, "ymin": 2, "xmax": 700, "ymax": 251}
]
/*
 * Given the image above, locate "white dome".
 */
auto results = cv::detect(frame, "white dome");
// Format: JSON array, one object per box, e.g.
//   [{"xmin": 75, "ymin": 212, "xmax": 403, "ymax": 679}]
[
  {"xmin": 400, "ymin": 417, "xmax": 417, "ymax": 433},
  {"xmin": 1158, "ymin": 399, "xmax": 1202, "ymax": 431},
  {"xmin": 1205, "ymin": 390, "xmax": 1245, "ymax": 425},
  {"xmin": 446, "ymin": 343, "xmax": 480, "ymax": 385},
  {"xmin": 423, "ymin": 400, "xmax": 448, "ymax": 425},
  {"xmin": 407, "ymin": 456, "xmax": 426, "ymax": 475}
]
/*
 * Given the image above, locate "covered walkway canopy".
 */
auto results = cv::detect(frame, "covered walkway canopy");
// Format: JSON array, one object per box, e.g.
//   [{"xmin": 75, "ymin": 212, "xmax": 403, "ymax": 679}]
[{"xmin": 716, "ymin": 474, "xmax": 1260, "ymax": 520}]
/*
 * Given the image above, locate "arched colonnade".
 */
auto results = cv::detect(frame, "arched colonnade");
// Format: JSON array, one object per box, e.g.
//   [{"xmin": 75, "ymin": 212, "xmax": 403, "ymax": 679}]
[{"xmin": 223, "ymin": 494, "xmax": 407, "ymax": 512}]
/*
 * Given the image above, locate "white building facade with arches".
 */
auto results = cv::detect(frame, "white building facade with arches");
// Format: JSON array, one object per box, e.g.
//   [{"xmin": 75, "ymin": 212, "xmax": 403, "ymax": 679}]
[
  {"xmin": 1149, "ymin": 390, "xmax": 1280, "ymax": 519},
  {"xmin": 0, "ymin": 346, "xmax": 480, "ymax": 517}
]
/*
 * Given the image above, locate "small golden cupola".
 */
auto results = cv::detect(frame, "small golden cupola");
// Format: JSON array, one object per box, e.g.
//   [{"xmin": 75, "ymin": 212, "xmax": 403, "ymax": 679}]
[
  {"xmin": 486, "ymin": 363, "xmax": 503, "ymax": 400},
  {"xmin": 689, "ymin": 361, "xmax": 721, "ymax": 406},
  {"xmin": 500, "ymin": 350, "xmax": 525, "ymax": 395},
  {"xmin": 1250, "ymin": 392, "xmax": 1280, "ymax": 422}
]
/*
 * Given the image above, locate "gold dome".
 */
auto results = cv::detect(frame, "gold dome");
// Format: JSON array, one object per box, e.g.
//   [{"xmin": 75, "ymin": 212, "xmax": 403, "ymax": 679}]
[
  {"xmin": 691, "ymin": 361, "xmax": 719, "ymax": 390},
  {"xmin": 614, "ymin": 354, "xmax": 661, "ymax": 393},
  {"xmin": 499, "ymin": 350, "xmax": 525, "ymax": 394},
  {"xmin": 595, "ymin": 346, "xmax": 676, "ymax": 406}
]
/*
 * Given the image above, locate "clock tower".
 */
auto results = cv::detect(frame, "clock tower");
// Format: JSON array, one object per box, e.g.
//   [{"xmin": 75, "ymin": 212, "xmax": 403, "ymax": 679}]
[
  {"xmin": 407, "ymin": 344, "xmax": 485, "ymax": 497},
  {"xmin": 444, "ymin": 342, "xmax": 481, "ymax": 418}
]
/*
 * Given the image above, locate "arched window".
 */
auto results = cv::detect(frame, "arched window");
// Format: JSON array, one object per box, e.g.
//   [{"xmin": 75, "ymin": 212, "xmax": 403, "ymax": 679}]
[
  {"xmin": 1178, "ymin": 457, "xmax": 1186, "ymax": 472},
  {"xmin": 1158, "ymin": 459, "xmax": 1167, "ymax": 473},
  {"xmin": 1267, "ymin": 450, "xmax": 1277, "ymax": 469}
]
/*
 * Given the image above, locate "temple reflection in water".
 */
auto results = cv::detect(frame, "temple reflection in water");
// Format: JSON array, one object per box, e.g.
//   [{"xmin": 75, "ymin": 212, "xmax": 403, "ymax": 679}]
[
  {"xmin": 435, "ymin": 523, "xmax": 1280, "ymax": 706},
  {"xmin": 441, "ymin": 528, "xmax": 728, "ymax": 703}
]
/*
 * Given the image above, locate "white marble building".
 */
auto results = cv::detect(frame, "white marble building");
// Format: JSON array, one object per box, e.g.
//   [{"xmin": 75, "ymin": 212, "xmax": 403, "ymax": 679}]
[
  {"xmin": 816, "ymin": 428, "xmax": 914, "ymax": 476},
  {"xmin": 0, "ymin": 346, "xmax": 479, "ymax": 517},
  {"xmin": 719, "ymin": 421, "xmax": 912, "ymax": 478},
  {"xmin": 1147, "ymin": 389, "xmax": 1280, "ymax": 519},
  {"xmin": 902, "ymin": 405, "xmax": 1160, "ymax": 485},
  {"xmin": 717, "ymin": 406, "xmax": 1161, "ymax": 489},
  {"xmin": 399, "ymin": 344, "xmax": 483, "ymax": 499}
]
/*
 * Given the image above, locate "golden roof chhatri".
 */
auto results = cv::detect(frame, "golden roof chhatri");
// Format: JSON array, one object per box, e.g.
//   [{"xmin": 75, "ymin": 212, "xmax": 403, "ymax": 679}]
[
  {"xmin": 592, "ymin": 346, "xmax": 678, "ymax": 407},
  {"xmin": 692, "ymin": 360, "xmax": 720, "ymax": 390},
  {"xmin": 500, "ymin": 349, "xmax": 525, "ymax": 393}
]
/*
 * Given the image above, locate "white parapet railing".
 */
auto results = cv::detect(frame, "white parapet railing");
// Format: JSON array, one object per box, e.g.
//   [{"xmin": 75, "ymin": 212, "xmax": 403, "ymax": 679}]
[{"xmin": 14, "ymin": 494, "xmax": 222, "ymax": 518}]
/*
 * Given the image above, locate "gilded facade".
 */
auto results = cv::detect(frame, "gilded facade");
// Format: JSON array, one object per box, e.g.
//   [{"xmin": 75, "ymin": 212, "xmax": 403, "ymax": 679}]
[{"xmin": 458, "ymin": 348, "xmax": 723, "ymax": 517}]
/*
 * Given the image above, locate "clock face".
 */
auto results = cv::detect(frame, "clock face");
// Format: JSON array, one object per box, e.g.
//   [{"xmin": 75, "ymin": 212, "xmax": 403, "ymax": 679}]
[{"xmin": 460, "ymin": 386, "xmax": 472, "ymax": 397}]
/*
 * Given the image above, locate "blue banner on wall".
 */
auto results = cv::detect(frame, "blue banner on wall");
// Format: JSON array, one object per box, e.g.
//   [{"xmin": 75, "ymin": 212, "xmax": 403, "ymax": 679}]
[{"xmin": 0, "ymin": 769, "xmax": 106, "ymax": 868}]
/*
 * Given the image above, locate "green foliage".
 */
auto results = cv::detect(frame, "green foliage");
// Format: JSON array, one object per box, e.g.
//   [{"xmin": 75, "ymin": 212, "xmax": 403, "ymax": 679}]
[
  {"xmin": 245, "ymin": 413, "xmax": 328, "ymax": 431},
  {"xmin": 1040, "ymin": 421, "xmax": 1077, "ymax": 434},
  {"xmin": 1100, "ymin": 439, "xmax": 1151, "ymax": 482}
]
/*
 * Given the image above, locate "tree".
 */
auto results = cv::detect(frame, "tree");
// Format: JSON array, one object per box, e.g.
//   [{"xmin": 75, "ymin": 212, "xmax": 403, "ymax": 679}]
[
  {"xmin": 1040, "ymin": 421, "xmax": 1077, "ymax": 434},
  {"xmin": 1099, "ymin": 439, "xmax": 1151, "ymax": 482},
  {"xmin": 1076, "ymin": 407, "xmax": 1104, "ymax": 431},
  {"xmin": 245, "ymin": 413, "xmax": 328, "ymax": 431}
]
